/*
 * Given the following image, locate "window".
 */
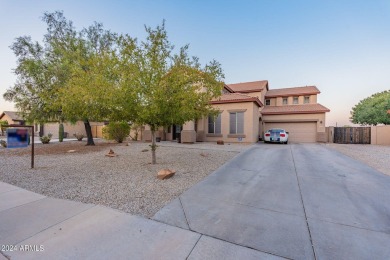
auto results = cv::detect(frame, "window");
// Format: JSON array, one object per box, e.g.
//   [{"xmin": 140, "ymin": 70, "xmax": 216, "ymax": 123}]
[
  {"xmin": 230, "ymin": 112, "xmax": 244, "ymax": 134},
  {"xmin": 208, "ymin": 114, "xmax": 221, "ymax": 134},
  {"xmin": 265, "ymin": 99, "xmax": 270, "ymax": 106},
  {"xmin": 283, "ymin": 98, "xmax": 288, "ymax": 105},
  {"xmin": 293, "ymin": 97, "xmax": 299, "ymax": 104},
  {"xmin": 304, "ymin": 96, "xmax": 310, "ymax": 104}
]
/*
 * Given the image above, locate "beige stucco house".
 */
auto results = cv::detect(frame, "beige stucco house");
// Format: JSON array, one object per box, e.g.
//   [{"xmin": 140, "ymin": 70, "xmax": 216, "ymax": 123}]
[
  {"xmin": 261, "ymin": 85, "xmax": 330, "ymax": 143},
  {"xmin": 0, "ymin": 111, "xmax": 103, "ymax": 139},
  {"xmin": 143, "ymin": 80, "xmax": 330, "ymax": 143},
  {"xmin": 0, "ymin": 111, "xmax": 25, "ymax": 125}
]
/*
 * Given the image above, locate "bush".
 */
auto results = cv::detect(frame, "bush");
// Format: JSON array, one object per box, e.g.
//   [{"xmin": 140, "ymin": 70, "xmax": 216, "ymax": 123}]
[
  {"xmin": 73, "ymin": 133, "xmax": 84, "ymax": 141},
  {"xmin": 103, "ymin": 122, "xmax": 130, "ymax": 143},
  {"xmin": 40, "ymin": 133, "xmax": 53, "ymax": 144},
  {"xmin": 0, "ymin": 140, "xmax": 7, "ymax": 148}
]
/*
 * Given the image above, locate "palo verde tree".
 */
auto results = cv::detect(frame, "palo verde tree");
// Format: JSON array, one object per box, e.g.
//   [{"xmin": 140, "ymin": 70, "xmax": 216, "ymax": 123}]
[
  {"xmin": 118, "ymin": 22, "xmax": 225, "ymax": 164},
  {"xmin": 350, "ymin": 90, "xmax": 390, "ymax": 125}
]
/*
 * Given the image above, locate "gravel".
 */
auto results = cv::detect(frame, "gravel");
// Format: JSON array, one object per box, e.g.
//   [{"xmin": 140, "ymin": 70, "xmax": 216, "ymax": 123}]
[
  {"xmin": 325, "ymin": 143, "xmax": 390, "ymax": 176},
  {"xmin": 0, "ymin": 140, "xmax": 249, "ymax": 218}
]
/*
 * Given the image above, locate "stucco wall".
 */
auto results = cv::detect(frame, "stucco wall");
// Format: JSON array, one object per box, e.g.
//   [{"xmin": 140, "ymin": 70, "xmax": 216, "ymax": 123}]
[
  {"xmin": 266, "ymin": 94, "xmax": 317, "ymax": 106},
  {"xmin": 205, "ymin": 101, "xmax": 259, "ymax": 143},
  {"xmin": 0, "ymin": 113, "xmax": 15, "ymax": 125},
  {"xmin": 43, "ymin": 121, "xmax": 86, "ymax": 139},
  {"xmin": 371, "ymin": 125, "xmax": 390, "ymax": 145}
]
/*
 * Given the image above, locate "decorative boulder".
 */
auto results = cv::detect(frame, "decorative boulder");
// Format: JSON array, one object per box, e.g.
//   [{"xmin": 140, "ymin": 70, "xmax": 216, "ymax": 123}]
[
  {"xmin": 105, "ymin": 149, "xmax": 117, "ymax": 157},
  {"xmin": 217, "ymin": 140, "xmax": 224, "ymax": 145},
  {"xmin": 157, "ymin": 169, "xmax": 176, "ymax": 180}
]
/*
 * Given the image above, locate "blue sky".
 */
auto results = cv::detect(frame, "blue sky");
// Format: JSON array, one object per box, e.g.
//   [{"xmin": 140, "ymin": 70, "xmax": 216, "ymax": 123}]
[{"xmin": 1, "ymin": 0, "xmax": 390, "ymax": 126}]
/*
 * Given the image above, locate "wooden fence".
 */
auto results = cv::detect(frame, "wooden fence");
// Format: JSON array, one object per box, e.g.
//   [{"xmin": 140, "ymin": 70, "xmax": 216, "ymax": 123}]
[{"xmin": 334, "ymin": 127, "xmax": 371, "ymax": 144}]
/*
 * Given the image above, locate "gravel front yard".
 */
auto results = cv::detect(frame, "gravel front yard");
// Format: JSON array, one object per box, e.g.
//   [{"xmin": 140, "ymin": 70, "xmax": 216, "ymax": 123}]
[
  {"xmin": 0, "ymin": 140, "xmax": 248, "ymax": 218},
  {"xmin": 325, "ymin": 143, "xmax": 390, "ymax": 176}
]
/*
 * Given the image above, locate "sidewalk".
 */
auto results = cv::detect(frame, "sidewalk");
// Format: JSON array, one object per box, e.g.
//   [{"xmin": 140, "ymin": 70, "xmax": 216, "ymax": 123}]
[{"xmin": 0, "ymin": 182, "xmax": 278, "ymax": 260}]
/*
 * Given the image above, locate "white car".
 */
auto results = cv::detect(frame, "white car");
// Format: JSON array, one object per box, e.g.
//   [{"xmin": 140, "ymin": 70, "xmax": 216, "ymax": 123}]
[{"xmin": 264, "ymin": 128, "xmax": 289, "ymax": 144}]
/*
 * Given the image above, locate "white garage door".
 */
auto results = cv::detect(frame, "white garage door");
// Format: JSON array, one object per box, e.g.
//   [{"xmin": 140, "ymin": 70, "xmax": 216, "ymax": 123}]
[{"xmin": 264, "ymin": 122, "xmax": 317, "ymax": 143}]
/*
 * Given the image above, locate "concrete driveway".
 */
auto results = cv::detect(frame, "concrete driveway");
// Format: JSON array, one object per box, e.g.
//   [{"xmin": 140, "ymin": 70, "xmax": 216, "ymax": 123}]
[{"xmin": 154, "ymin": 143, "xmax": 390, "ymax": 259}]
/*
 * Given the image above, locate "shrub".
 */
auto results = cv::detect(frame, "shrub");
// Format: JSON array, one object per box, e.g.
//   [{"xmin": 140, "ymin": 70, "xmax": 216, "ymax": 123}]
[
  {"xmin": 40, "ymin": 133, "xmax": 53, "ymax": 144},
  {"xmin": 0, "ymin": 140, "xmax": 7, "ymax": 148},
  {"xmin": 103, "ymin": 122, "xmax": 130, "ymax": 143},
  {"xmin": 73, "ymin": 133, "xmax": 84, "ymax": 141}
]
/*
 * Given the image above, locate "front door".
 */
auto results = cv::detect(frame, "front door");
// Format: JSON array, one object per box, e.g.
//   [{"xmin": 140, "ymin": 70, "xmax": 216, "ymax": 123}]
[{"xmin": 172, "ymin": 125, "xmax": 182, "ymax": 142}]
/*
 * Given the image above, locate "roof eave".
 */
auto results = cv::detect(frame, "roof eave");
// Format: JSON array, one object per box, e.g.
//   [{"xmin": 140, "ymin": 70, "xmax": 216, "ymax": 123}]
[
  {"xmin": 223, "ymin": 84, "xmax": 234, "ymax": 93},
  {"xmin": 262, "ymin": 109, "xmax": 330, "ymax": 115},
  {"xmin": 211, "ymin": 98, "xmax": 262, "ymax": 107}
]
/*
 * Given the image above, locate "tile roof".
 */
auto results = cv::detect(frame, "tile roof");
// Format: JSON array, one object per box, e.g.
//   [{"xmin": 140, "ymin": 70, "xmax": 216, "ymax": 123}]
[
  {"xmin": 0, "ymin": 111, "xmax": 24, "ymax": 121},
  {"xmin": 227, "ymin": 80, "xmax": 268, "ymax": 93},
  {"xmin": 211, "ymin": 93, "xmax": 263, "ymax": 107},
  {"xmin": 265, "ymin": 86, "xmax": 320, "ymax": 97},
  {"xmin": 261, "ymin": 104, "xmax": 330, "ymax": 115}
]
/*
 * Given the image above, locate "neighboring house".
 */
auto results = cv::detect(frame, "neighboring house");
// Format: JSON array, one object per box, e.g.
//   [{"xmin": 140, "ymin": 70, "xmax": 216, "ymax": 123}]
[
  {"xmin": 0, "ymin": 111, "xmax": 25, "ymax": 125},
  {"xmin": 0, "ymin": 111, "xmax": 104, "ymax": 139},
  {"xmin": 142, "ymin": 80, "xmax": 330, "ymax": 143}
]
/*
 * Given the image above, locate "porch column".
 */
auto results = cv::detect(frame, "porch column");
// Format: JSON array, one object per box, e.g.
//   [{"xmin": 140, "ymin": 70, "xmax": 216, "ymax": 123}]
[
  {"xmin": 181, "ymin": 121, "xmax": 196, "ymax": 144},
  {"xmin": 142, "ymin": 125, "xmax": 152, "ymax": 142}
]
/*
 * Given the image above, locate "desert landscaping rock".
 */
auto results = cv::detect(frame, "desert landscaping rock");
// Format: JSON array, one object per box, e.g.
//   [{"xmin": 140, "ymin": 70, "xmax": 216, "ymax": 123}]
[
  {"xmin": 0, "ymin": 140, "xmax": 246, "ymax": 218},
  {"xmin": 157, "ymin": 169, "xmax": 176, "ymax": 180},
  {"xmin": 105, "ymin": 149, "xmax": 117, "ymax": 157}
]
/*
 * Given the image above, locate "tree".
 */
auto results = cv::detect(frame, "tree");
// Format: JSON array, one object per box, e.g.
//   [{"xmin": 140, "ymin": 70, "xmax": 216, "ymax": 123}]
[
  {"xmin": 3, "ymin": 11, "xmax": 118, "ymax": 145},
  {"xmin": 350, "ymin": 90, "xmax": 390, "ymax": 125},
  {"xmin": 0, "ymin": 120, "xmax": 8, "ymax": 136},
  {"xmin": 3, "ymin": 11, "xmax": 74, "ymax": 131},
  {"xmin": 53, "ymin": 20, "xmax": 120, "ymax": 145},
  {"xmin": 118, "ymin": 22, "xmax": 224, "ymax": 164}
]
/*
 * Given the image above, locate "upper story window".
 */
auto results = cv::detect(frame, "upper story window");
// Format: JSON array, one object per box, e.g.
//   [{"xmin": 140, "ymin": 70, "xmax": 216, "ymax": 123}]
[
  {"xmin": 293, "ymin": 97, "xmax": 299, "ymax": 104},
  {"xmin": 265, "ymin": 99, "xmax": 270, "ymax": 106},
  {"xmin": 208, "ymin": 113, "xmax": 221, "ymax": 134},
  {"xmin": 283, "ymin": 98, "xmax": 288, "ymax": 105},
  {"xmin": 304, "ymin": 96, "xmax": 310, "ymax": 104}
]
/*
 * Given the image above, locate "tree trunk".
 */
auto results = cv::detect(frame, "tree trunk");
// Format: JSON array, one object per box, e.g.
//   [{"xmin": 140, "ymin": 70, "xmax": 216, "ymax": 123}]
[
  {"xmin": 151, "ymin": 129, "xmax": 157, "ymax": 164},
  {"xmin": 84, "ymin": 119, "xmax": 95, "ymax": 146}
]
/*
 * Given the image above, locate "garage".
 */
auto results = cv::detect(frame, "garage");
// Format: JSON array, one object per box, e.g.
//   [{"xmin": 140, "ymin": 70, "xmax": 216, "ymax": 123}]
[{"xmin": 264, "ymin": 122, "xmax": 317, "ymax": 143}]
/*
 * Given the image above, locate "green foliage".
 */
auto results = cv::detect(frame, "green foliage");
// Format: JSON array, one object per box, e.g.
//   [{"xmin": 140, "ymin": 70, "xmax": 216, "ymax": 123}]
[
  {"xmin": 40, "ymin": 133, "xmax": 52, "ymax": 144},
  {"xmin": 102, "ymin": 122, "xmax": 130, "ymax": 143},
  {"xmin": 3, "ymin": 11, "xmax": 74, "ymax": 123},
  {"xmin": 73, "ymin": 133, "xmax": 84, "ymax": 141},
  {"xmin": 117, "ymin": 21, "xmax": 224, "ymax": 163},
  {"xmin": 130, "ymin": 123, "xmax": 142, "ymax": 141},
  {"xmin": 0, "ymin": 120, "xmax": 8, "ymax": 135},
  {"xmin": 350, "ymin": 90, "xmax": 390, "ymax": 125},
  {"xmin": 3, "ymin": 12, "xmax": 224, "ymax": 159},
  {"xmin": 59, "ymin": 123, "xmax": 64, "ymax": 142}
]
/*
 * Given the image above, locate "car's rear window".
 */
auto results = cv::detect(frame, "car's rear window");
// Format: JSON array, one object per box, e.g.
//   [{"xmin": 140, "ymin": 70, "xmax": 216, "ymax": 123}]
[{"xmin": 269, "ymin": 129, "xmax": 284, "ymax": 133}]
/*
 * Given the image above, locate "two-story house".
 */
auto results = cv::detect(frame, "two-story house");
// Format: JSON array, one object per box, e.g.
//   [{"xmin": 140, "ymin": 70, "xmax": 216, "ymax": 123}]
[
  {"xmin": 261, "ymin": 86, "xmax": 330, "ymax": 143},
  {"xmin": 145, "ymin": 80, "xmax": 330, "ymax": 143}
]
